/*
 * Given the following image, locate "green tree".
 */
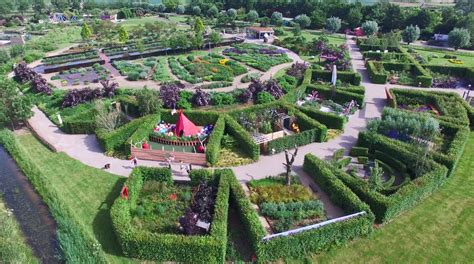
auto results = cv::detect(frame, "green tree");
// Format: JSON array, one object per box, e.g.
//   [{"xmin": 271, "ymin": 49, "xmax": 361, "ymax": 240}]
[
  {"xmin": 368, "ymin": 161, "xmax": 384, "ymax": 192},
  {"xmin": 226, "ymin": 8, "xmax": 237, "ymax": 21},
  {"xmin": 0, "ymin": 1, "xmax": 13, "ymax": 17},
  {"xmin": 402, "ymin": 24, "xmax": 420, "ymax": 45},
  {"xmin": 0, "ymin": 49, "xmax": 10, "ymax": 64},
  {"xmin": 310, "ymin": 9, "xmax": 326, "ymax": 29},
  {"xmin": 51, "ymin": 0, "xmax": 68, "ymax": 10},
  {"xmin": 448, "ymin": 28, "xmax": 471, "ymax": 50},
  {"xmin": 246, "ymin": 10, "xmax": 258, "ymax": 23},
  {"xmin": 207, "ymin": 6, "xmax": 218, "ymax": 18},
  {"xmin": 136, "ymin": 87, "xmax": 162, "ymax": 116},
  {"xmin": 192, "ymin": 6, "xmax": 201, "ymax": 16},
  {"xmin": 157, "ymin": 3, "xmax": 166, "ymax": 12},
  {"xmin": 194, "ymin": 17, "xmax": 205, "ymax": 34},
  {"xmin": 16, "ymin": 0, "xmax": 31, "ymax": 15},
  {"xmin": 176, "ymin": 5, "xmax": 185, "ymax": 14},
  {"xmin": 271, "ymin": 11, "xmax": 283, "ymax": 26},
  {"xmin": 381, "ymin": 4, "xmax": 405, "ymax": 32},
  {"xmin": 192, "ymin": 33, "xmax": 204, "ymax": 49},
  {"xmin": 163, "ymin": 0, "xmax": 179, "ymax": 11},
  {"xmin": 346, "ymin": 8, "xmax": 362, "ymax": 27},
  {"xmin": 325, "ymin": 17, "xmax": 341, "ymax": 33},
  {"xmin": 81, "ymin": 23, "xmax": 92, "ymax": 41},
  {"xmin": 118, "ymin": 26, "xmax": 129, "ymax": 43},
  {"xmin": 9, "ymin": 45, "xmax": 25, "ymax": 58},
  {"xmin": 294, "ymin": 14, "xmax": 311, "ymax": 29},
  {"xmin": 0, "ymin": 78, "xmax": 33, "ymax": 129},
  {"xmin": 209, "ymin": 31, "xmax": 222, "ymax": 44},
  {"xmin": 362, "ymin": 20, "xmax": 379, "ymax": 36},
  {"xmin": 32, "ymin": 0, "xmax": 45, "ymax": 14}
]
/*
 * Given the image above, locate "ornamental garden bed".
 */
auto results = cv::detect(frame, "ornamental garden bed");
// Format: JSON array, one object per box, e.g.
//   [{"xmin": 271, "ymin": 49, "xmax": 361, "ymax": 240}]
[
  {"xmin": 112, "ymin": 57, "xmax": 172, "ymax": 82},
  {"xmin": 110, "ymin": 168, "xmax": 230, "ymax": 262},
  {"xmin": 247, "ymin": 175, "xmax": 326, "ymax": 233},
  {"xmin": 170, "ymin": 53, "xmax": 247, "ymax": 83},
  {"xmin": 223, "ymin": 43, "xmax": 292, "ymax": 71},
  {"xmin": 51, "ymin": 63, "xmax": 110, "ymax": 86}
]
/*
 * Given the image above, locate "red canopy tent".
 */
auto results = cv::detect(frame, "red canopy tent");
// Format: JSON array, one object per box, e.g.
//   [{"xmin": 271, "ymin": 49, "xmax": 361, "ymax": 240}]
[{"xmin": 174, "ymin": 112, "xmax": 200, "ymax": 137}]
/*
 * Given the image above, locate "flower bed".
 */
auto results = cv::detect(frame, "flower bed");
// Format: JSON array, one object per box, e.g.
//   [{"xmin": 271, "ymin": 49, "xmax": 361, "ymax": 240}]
[
  {"xmin": 52, "ymin": 63, "xmax": 109, "ymax": 86},
  {"xmin": 174, "ymin": 53, "xmax": 247, "ymax": 83},
  {"xmin": 223, "ymin": 43, "xmax": 292, "ymax": 71},
  {"xmin": 248, "ymin": 175, "xmax": 326, "ymax": 233}
]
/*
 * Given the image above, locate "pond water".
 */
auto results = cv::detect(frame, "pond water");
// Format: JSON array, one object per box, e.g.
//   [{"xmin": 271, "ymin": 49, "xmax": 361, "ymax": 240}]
[{"xmin": 0, "ymin": 147, "xmax": 62, "ymax": 263}]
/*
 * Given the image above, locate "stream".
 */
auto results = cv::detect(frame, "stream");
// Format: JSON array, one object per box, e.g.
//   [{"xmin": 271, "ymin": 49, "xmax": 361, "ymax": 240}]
[{"xmin": 0, "ymin": 146, "xmax": 62, "ymax": 263}]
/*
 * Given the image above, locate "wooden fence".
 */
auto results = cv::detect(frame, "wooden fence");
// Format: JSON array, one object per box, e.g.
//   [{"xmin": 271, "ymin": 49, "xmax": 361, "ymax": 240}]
[{"xmin": 131, "ymin": 147, "xmax": 207, "ymax": 166}]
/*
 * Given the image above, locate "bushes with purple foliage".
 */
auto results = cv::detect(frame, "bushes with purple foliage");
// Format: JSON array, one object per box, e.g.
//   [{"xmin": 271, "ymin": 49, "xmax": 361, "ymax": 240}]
[
  {"xmin": 61, "ymin": 80, "xmax": 119, "ymax": 108},
  {"xmin": 192, "ymin": 88, "xmax": 211, "ymax": 106},
  {"xmin": 160, "ymin": 83, "xmax": 181, "ymax": 109},
  {"xmin": 14, "ymin": 62, "xmax": 52, "ymax": 95},
  {"xmin": 239, "ymin": 79, "xmax": 284, "ymax": 103}
]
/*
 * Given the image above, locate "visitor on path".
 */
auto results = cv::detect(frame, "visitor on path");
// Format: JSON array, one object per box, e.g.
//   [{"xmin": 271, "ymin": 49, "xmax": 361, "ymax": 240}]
[
  {"xmin": 103, "ymin": 163, "xmax": 111, "ymax": 169},
  {"xmin": 179, "ymin": 160, "xmax": 185, "ymax": 173},
  {"xmin": 132, "ymin": 156, "xmax": 138, "ymax": 167}
]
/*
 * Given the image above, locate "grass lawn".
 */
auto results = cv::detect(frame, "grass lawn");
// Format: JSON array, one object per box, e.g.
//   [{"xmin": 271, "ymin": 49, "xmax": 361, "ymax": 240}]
[
  {"xmin": 282, "ymin": 28, "xmax": 346, "ymax": 45},
  {"xmin": 16, "ymin": 134, "xmax": 134, "ymax": 264},
  {"xmin": 0, "ymin": 199, "xmax": 38, "ymax": 264},
  {"xmin": 307, "ymin": 132, "xmax": 474, "ymax": 263},
  {"xmin": 407, "ymin": 46, "xmax": 474, "ymax": 68}
]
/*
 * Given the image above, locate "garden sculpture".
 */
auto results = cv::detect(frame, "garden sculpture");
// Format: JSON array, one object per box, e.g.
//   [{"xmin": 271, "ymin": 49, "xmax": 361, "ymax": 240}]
[{"xmin": 283, "ymin": 145, "xmax": 298, "ymax": 186}]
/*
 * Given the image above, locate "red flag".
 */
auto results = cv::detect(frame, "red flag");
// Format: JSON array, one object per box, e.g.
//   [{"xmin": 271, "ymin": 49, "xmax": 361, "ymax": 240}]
[{"xmin": 120, "ymin": 185, "xmax": 129, "ymax": 200}]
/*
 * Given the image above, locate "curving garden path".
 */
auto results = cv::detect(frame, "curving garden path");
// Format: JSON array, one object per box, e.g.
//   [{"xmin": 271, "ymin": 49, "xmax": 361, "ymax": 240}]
[{"xmin": 24, "ymin": 37, "xmax": 470, "ymax": 218}]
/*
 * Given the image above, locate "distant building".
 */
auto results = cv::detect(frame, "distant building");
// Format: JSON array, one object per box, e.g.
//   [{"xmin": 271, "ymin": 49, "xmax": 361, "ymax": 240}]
[
  {"xmin": 246, "ymin": 27, "xmax": 274, "ymax": 39},
  {"xmin": 433, "ymin": 34, "xmax": 449, "ymax": 42}
]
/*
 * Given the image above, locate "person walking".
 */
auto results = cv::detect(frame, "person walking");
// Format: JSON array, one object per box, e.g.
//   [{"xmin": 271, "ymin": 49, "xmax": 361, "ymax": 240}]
[{"xmin": 132, "ymin": 156, "xmax": 138, "ymax": 167}]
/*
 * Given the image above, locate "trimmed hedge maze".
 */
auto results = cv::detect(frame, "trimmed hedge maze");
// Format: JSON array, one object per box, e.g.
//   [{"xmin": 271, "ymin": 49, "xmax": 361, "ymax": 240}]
[{"xmin": 360, "ymin": 39, "xmax": 474, "ymax": 88}]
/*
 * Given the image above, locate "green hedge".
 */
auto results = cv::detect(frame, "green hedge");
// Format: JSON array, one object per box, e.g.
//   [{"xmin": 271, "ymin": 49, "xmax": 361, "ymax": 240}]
[
  {"xmin": 349, "ymin": 146, "xmax": 369, "ymax": 157},
  {"xmin": 116, "ymin": 95, "xmax": 140, "ymax": 117},
  {"xmin": 358, "ymin": 43, "xmax": 400, "ymax": 52},
  {"xmin": 297, "ymin": 106, "xmax": 346, "ymax": 130},
  {"xmin": 127, "ymin": 114, "xmax": 161, "ymax": 154},
  {"xmin": 399, "ymin": 47, "xmax": 433, "ymax": 87},
  {"xmin": 110, "ymin": 167, "xmax": 230, "ymax": 263},
  {"xmin": 366, "ymin": 61, "xmax": 388, "ymax": 84},
  {"xmin": 0, "ymin": 130, "xmax": 107, "ymax": 263},
  {"xmin": 312, "ymin": 69, "xmax": 361, "ymax": 85},
  {"xmin": 96, "ymin": 115, "xmax": 149, "ymax": 155},
  {"xmin": 160, "ymin": 109, "xmax": 220, "ymax": 125},
  {"xmin": 206, "ymin": 116, "xmax": 225, "ymax": 165},
  {"xmin": 306, "ymin": 84, "xmax": 365, "ymax": 107},
  {"xmin": 224, "ymin": 115, "xmax": 260, "ymax": 160},
  {"xmin": 282, "ymin": 68, "xmax": 312, "ymax": 103},
  {"xmin": 349, "ymin": 131, "xmax": 449, "ymax": 222}
]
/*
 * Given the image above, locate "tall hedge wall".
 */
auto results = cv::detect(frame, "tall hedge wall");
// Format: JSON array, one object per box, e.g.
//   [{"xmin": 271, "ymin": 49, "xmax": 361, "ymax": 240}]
[
  {"xmin": 96, "ymin": 115, "xmax": 149, "ymax": 155},
  {"xmin": 297, "ymin": 106, "xmax": 346, "ymax": 130},
  {"xmin": 206, "ymin": 116, "xmax": 226, "ymax": 166},
  {"xmin": 312, "ymin": 69, "xmax": 362, "ymax": 85},
  {"xmin": 306, "ymin": 84, "xmax": 365, "ymax": 107},
  {"xmin": 224, "ymin": 115, "xmax": 260, "ymax": 160},
  {"xmin": 110, "ymin": 167, "xmax": 230, "ymax": 263}
]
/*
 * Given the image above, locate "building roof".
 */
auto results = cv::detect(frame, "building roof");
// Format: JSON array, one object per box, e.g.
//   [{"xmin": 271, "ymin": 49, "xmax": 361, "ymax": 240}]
[{"xmin": 247, "ymin": 27, "xmax": 274, "ymax": 33}]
